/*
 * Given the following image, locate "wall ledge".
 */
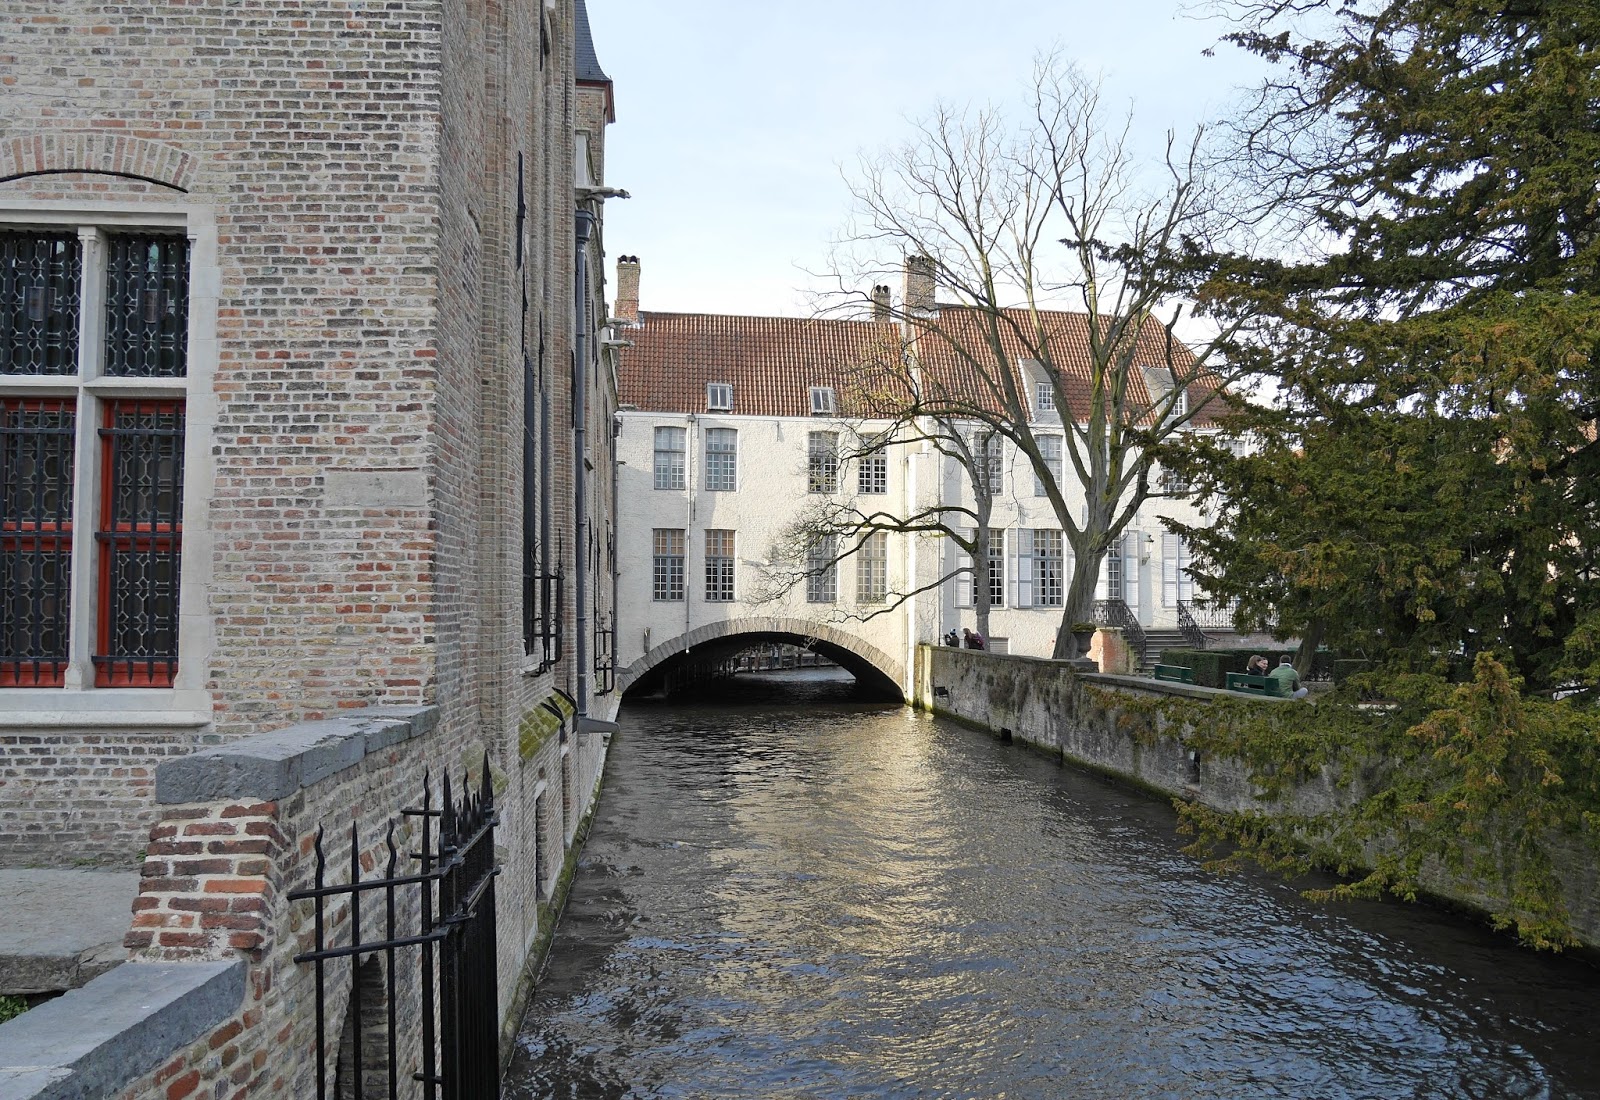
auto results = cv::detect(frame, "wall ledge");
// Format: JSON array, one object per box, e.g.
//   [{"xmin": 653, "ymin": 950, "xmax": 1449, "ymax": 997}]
[
  {"xmin": 154, "ymin": 705, "xmax": 439, "ymax": 804},
  {"xmin": 0, "ymin": 960, "xmax": 243, "ymax": 1100}
]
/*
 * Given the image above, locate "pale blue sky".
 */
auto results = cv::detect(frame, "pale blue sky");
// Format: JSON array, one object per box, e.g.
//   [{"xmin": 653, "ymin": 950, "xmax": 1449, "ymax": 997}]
[{"xmin": 587, "ymin": 1, "xmax": 1267, "ymax": 317}]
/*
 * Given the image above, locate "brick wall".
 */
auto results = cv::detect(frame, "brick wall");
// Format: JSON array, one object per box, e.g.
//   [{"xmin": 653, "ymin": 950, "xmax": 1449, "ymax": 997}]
[{"xmin": 0, "ymin": 0, "xmax": 617, "ymax": 867}]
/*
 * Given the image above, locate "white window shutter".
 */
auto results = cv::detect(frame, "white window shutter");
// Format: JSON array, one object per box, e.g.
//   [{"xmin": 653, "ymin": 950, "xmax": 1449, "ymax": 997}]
[
  {"xmin": 1015, "ymin": 528, "xmax": 1033, "ymax": 608},
  {"xmin": 1162, "ymin": 532, "xmax": 1180, "ymax": 608},
  {"xmin": 1123, "ymin": 533, "xmax": 1140, "ymax": 619},
  {"xmin": 953, "ymin": 529, "xmax": 974, "ymax": 609}
]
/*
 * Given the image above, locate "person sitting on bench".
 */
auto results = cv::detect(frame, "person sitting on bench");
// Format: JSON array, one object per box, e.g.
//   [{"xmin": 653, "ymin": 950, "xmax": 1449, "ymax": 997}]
[{"xmin": 1269, "ymin": 656, "xmax": 1309, "ymax": 699}]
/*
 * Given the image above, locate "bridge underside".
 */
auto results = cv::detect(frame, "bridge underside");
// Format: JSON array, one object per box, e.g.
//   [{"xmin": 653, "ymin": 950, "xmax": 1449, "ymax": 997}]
[{"xmin": 619, "ymin": 619, "xmax": 906, "ymax": 702}]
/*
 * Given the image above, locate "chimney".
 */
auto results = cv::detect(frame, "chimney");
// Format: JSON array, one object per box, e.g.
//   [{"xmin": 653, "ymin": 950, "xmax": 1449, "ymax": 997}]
[
  {"xmin": 615, "ymin": 254, "xmax": 640, "ymax": 324},
  {"xmin": 903, "ymin": 254, "xmax": 936, "ymax": 315},
  {"xmin": 870, "ymin": 284, "xmax": 891, "ymax": 322}
]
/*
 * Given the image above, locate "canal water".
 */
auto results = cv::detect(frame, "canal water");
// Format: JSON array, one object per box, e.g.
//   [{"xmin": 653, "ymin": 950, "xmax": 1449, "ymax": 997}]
[{"xmin": 507, "ymin": 670, "xmax": 1600, "ymax": 1099}]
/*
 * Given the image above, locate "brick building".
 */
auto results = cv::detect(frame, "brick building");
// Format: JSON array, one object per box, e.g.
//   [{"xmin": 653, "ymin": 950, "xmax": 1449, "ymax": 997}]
[{"xmin": 0, "ymin": 0, "xmax": 622, "ymax": 1092}]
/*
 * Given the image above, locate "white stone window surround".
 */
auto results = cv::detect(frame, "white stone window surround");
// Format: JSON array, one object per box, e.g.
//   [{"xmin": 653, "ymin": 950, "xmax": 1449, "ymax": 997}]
[{"xmin": 0, "ymin": 201, "xmax": 217, "ymax": 729}]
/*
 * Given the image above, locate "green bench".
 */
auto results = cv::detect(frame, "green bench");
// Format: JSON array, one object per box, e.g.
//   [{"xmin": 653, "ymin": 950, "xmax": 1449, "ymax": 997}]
[
  {"xmin": 1224, "ymin": 672, "xmax": 1293, "ymax": 697},
  {"xmin": 1153, "ymin": 664, "xmax": 1195, "ymax": 684}
]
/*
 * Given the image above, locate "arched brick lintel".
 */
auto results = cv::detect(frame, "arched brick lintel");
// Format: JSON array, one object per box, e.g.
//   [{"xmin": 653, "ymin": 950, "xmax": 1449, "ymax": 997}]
[
  {"xmin": 0, "ymin": 132, "xmax": 197, "ymax": 193},
  {"xmin": 618, "ymin": 616, "xmax": 908, "ymax": 701}
]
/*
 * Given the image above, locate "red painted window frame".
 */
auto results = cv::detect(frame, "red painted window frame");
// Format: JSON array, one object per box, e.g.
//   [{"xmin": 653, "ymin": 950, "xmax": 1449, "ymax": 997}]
[
  {"xmin": 0, "ymin": 397, "xmax": 75, "ymax": 688},
  {"xmin": 94, "ymin": 398, "xmax": 183, "ymax": 688}
]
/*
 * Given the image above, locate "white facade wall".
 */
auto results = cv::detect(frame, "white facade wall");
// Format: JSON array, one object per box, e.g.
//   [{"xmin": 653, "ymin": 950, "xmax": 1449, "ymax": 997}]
[{"xmin": 617, "ymin": 406, "xmax": 1215, "ymax": 687}]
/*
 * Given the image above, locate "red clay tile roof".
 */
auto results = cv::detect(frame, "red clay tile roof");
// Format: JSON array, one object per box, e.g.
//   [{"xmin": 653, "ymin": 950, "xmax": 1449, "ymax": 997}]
[{"xmin": 617, "ymin": 308, "xmax": 1216, "ymax": 424}]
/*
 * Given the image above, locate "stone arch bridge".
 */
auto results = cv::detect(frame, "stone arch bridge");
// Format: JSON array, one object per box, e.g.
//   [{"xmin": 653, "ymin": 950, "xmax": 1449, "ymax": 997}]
[{"xmin": 617, "ymin": 616, "xmax": 907, "ymax": 701}]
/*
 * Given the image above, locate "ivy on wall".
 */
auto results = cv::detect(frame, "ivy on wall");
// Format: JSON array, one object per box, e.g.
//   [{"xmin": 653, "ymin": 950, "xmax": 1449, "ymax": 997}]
[{"xmin": 1098, "ymin": 655, "xmax": 1600, "ymax": 950}]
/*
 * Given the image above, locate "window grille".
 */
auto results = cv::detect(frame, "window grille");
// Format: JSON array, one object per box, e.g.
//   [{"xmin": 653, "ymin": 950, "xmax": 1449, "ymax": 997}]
[
  {"xmin": 807, "ymin": 431, "xmax": 837, "ymax": 493},
  {"xmin": 104, "ymin": 234, "xmax": 190, "ymax": 378},
  {"xmin": 805, "ymin": 535, "xmax": 836, "ymax": 603},
  {"xmin": 1036, "ymin": 381, "xmax": 1055, "ymax": 411},
  {"xmin": 652, "ymin": 528, "xmax": 685, "ymax": 601},
  {"xmin": 858, "ymin": 453, "xmax": 887, "ymax": 495},
  {"xmin": 704, "ymin": 529, "xmax": 735, "ymax": 602},
  {"xmin": 705, "ymin": 382, "xmax": 732, "ymax": 411},
  {"xmin": 704, "ymin": 428, "xmax": 736, "ymax": 491},
  {"xmin": 96, "ymin": 401, "xmax": 184, "ymax": 687},
  {"xmin": 653, "ymin": 425, "xmax": 685, "ymax": 490},
  {"xmin": 856, "ymin": 532, "xmax": 887, "ymax": 604},
  {"xmin": 1, "ymin": 225, "xmax": 191, "ymax": 691},
  {"xmin": 0, "ymin": 399, "xmax": 76, "ymax": 686},
  {"xmin": 809, "ymin": 386, "xmax": 836, "ymax": 415},
  {"xmin": 1, "ymin": 232, "xmax": 80, "ymax": 376}
]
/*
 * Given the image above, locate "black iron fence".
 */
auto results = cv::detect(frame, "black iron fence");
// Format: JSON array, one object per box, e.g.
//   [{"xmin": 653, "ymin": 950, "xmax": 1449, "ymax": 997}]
[
  {"xmin": 593, "ymin": 617, "xmax": 614, "ymax": 696},
  {"xmin": 1093, "ymin": 598, "xmax": 1147, "ymax": 669},
  {"xmin": 290, "ymin": 766, "xmax": 501, "ymax": 1100}
]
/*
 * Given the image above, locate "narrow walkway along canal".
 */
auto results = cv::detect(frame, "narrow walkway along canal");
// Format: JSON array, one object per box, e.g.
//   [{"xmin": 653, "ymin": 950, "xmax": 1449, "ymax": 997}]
[{"xmin": 507, "ymin": 670, "xmax": 1600, "ymax": 1099}]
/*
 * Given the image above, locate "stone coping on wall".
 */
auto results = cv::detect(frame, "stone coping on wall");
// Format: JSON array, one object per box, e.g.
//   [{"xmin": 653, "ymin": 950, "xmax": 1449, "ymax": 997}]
[
  {"xmin": 0, "ymin": 960, "xmax": 243, "ymax": 1100},
  {"xmin": 1081, "ymin": 671, "xmax": 1298, "ymax": 703},
  {"xmin": 153, "ymin": 705, "xmax": 440, "ymax": 805}
]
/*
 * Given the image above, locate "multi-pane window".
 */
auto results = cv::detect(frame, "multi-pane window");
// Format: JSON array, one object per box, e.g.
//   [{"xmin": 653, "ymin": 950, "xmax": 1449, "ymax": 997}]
[
  {"xmin": 652, "ymin": 528, "xmax": 685, "ymax": 601},
  {"xmin": 809, "ymin": 386, "xmax": 836, "ymax": 415},
  {"xmin": 1104, "ymin": 536, "xmax": 1125, "ymax": 603},
  {"xmin": 1, "ymin": 228, "xmax": 190, "ymax": 689},
  {"xmin": 1036, "ymin": 381, "xmax": 1055, "ymax": 411},
  {"xmin": 1034, "ymin": 435, "xmax": 1061, "ymax": 497},
  {"xmin": 1034, "ymin": 529, "xmax": 1064, "ymax": 607},
  {"xmin": 704, "ymin": 529, "xmax": 735, "ymax": 602},
  {"xmin": 653, "ymin": 425, "xmax": 685, "ymax": 490},
  {"xmin": 805, "ymin": 535, "xmax": 836, "ymax": 603},
  {"xmin": 856, "ymin": 532, "xmax": 887, "ymax": 604},
  {"xmin": 706, "ymin": 382, "xmax": 732, "ymax": 411},
  {"xmin": 807, "ymin": 431, "xmax": 837, "ymax": 493},
  {"xmin": 858, "ymin": 453, "xmax": 887, "ymax": 494},
  {"xmin": 1160, "ymin": 466, "xmax": 1191, "ymax": 493},
  {"xmin": 962, "ymin": 527, "xmax": 1005, "ymax": 607},
  {"xmin": 978, "ymin": 432, "xmax": 1002, "ymax": 494},
  {"xmin": 704, "ymin": 428, "xmax": 737, "ymax": 491}
]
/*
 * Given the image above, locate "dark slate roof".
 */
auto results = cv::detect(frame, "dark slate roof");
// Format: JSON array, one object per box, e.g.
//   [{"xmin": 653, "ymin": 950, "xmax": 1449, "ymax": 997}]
[{"xmin": 575, "ymin": 0, "xmax": 609, "ymax": 84}]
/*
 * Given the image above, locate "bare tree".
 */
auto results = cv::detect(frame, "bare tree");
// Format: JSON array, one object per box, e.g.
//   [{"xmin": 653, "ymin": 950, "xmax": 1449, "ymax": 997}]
[{"xmin": 807, "ymin": 56, "xmax": 1256, "ymax": 658}]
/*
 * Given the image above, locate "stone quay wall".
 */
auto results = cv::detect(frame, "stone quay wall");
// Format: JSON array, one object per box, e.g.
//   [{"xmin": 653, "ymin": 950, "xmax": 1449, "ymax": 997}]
[{"xmin": 916, "ymin": 645, "xmax": 1600, "ymax": 948}]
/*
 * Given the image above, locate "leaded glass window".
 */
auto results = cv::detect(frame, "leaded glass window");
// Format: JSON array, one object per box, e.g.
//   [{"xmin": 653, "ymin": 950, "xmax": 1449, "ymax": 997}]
[
  {"xmin": 653, "ymin": 528, "xmax": 684, "ymax": 601},
  {"xmin": 104, "ymin": 234, "xmax": 190, "ymax": 378},
  {"xmin": 0, "ymin": 399, "xmax": 76, "ymax": 686},
  {"xmin": 1, "ymin": 232, "xmax": 81, "ymax": 377}
]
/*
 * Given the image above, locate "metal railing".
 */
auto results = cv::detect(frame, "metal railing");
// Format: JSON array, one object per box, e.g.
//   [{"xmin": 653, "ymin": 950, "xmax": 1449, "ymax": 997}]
[
  {"xmin": 291, "ymin": 765, "xmax": 501, "ymax": 1100},
  {"xmin": 593, "ymin": 618, "xmax": 615, "ymax": 696},
  {"xmin": 1093, "ymin": 598, "xmax": 1147, "ymax": 669},
  {"xmin": 1175, "ymin": 601, "xmax": 1210, "ymax": 649}
]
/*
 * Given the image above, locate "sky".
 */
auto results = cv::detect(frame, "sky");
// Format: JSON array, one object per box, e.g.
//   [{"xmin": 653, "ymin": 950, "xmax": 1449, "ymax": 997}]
[{"xmin": 585, "ymin": 1, "xmax": 1273, "ymax": 320}]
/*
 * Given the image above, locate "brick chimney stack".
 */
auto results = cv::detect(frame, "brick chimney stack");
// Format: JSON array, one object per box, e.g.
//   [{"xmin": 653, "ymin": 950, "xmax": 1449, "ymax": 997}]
[
  {"xmin": 870, "ymin": 284, "xmax": 891, "ymax": 322},
  {"xmin": 903, "ymin": 254, "xmax": 936, "ymax": 315},
  {"xmin": 615, "ymin": 254, "xmax": 640, "ymax": 324}
]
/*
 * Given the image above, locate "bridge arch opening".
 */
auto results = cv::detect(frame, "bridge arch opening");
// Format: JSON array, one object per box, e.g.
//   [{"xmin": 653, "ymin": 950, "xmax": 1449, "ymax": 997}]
[{"xmin": 620, "ymin": 621, "xmax": 905, "ymax": 703}]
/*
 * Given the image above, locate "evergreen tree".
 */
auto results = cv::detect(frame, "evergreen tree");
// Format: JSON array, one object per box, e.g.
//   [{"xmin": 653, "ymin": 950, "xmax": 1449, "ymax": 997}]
[{"xmin": 1181, "ymin": 0, "xmax": 1600, "ymax": 694}]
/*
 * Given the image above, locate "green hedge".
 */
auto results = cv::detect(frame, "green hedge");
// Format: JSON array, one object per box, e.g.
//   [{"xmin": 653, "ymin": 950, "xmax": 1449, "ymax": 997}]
[{"xmin": 1159, "ymin": 646, "xmax": 1344, "ymax": 687}]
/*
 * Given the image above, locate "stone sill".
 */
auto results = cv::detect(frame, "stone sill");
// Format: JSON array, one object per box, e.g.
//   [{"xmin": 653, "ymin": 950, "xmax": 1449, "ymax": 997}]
[
  {"xmin": 154, "ymin": 704, "xmax": 440, "ymax": 804},
  {"xmin": 0, "ymin": 959, "xmax": 243, "ymax": 1100},
  {"xmin": 0, "ymin": 689, "xmax": 214, "ymax": 731}
]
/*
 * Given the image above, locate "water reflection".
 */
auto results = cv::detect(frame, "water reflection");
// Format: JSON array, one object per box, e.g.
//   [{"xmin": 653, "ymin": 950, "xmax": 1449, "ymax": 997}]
[{"xmin": 508, "ymin": 670, "xmax": 1599, "ymax": 1099}]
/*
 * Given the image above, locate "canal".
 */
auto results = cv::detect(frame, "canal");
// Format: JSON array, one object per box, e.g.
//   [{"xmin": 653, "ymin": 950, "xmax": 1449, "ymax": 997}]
[{"xmin": 507, "ymin": 670, "xmax": 1600, "ymax": 1099}]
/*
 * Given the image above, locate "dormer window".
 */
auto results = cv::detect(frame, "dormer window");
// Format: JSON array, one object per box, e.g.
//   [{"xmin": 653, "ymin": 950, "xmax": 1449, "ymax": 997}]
[
  {"xmin": 809, "ymin": 386, "xmax": 837, "ymax": 416},
  {"xmin": 1035, "ymin": 381, "xmax": 1055, "ymax": 411},
  {"xmin": 1172, "ymin": 387, "xmax": 1188, "ymax": 419},
  {"xmin": 706, "ymin": 382, "xmax": 732, "ymax": 412}
]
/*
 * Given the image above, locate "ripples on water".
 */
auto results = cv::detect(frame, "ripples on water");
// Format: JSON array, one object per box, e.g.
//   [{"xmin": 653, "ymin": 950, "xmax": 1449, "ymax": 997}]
[{"xmin": 506, "ymin": 670, "xmax": 1600, "ymax": 1099}]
